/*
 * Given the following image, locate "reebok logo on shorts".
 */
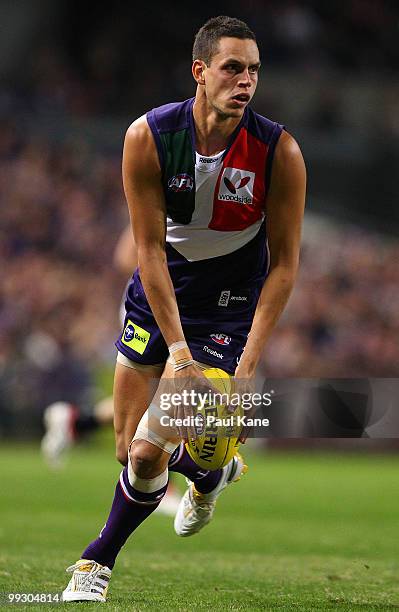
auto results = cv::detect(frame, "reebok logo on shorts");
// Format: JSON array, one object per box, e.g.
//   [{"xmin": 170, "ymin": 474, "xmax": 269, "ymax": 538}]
[
  {"xmin": 218, "ymin": 290, "xmax": 249, "ymax": 307},
  {"xmin": 122, "ymin": 319, "xmax": 150, "ymax": 354},
  {"xmin": 202, "ymin": 345, "xmax": 223, "ymax": 360}
]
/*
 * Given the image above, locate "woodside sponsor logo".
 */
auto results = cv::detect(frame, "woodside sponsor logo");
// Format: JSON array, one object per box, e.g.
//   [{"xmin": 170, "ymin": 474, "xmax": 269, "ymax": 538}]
[{"xmin": 218, "ymin": 168, "xmax": 255, "ymax": 204}]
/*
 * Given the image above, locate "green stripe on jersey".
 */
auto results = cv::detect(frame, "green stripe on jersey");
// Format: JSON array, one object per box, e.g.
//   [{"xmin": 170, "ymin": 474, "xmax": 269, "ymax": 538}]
[{"xmin": 161, "ymin": 128, "xmax": 196, "ymax": 225}]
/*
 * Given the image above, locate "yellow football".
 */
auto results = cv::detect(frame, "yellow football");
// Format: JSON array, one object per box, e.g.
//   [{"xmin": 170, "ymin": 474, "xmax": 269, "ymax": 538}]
[{"xmin": 185, "ymin": 367, "xmax": 243, "ymax": 471}]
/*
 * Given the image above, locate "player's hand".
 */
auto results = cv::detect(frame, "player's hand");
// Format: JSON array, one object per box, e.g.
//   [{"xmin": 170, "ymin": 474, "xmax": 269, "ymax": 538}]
[
  {"xmin": 171, "ymin": 364, "xmax": 221, "ymax": 444},
  {"xmin": 233, "ymin": 363, "xmax": 256, "ymax": 443}
]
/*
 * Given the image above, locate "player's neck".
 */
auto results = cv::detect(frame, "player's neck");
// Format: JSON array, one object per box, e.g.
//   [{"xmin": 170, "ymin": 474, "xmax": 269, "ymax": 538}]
[{"xmin": 192, "ymin": 95, "xmax": 243, "ymax": 156}]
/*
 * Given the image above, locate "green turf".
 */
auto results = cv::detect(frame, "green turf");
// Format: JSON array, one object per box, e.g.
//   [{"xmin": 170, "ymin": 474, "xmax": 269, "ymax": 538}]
[{"xmin": 0, "ymin": 443, "xmax": 398, "ymax": 611}]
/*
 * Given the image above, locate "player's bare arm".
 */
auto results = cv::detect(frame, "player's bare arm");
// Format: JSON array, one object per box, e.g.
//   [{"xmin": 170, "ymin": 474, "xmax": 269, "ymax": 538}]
[
  {"xmin": 122, "ymin": 117, "xmax": 188, "ymax": 350},
  {"xmin": 122, "ymin": 116, "xmax": 216, "ymax": 439},
  {"xmin": 235, "ymin": 130, "xmax": 306, "ymax": 379}
]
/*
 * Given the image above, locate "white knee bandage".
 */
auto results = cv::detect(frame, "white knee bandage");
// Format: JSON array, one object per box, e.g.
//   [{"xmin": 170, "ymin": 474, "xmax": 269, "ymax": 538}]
[{"xmin": 132, "ymin": 403, "xmax": 180, "ymax": 455}]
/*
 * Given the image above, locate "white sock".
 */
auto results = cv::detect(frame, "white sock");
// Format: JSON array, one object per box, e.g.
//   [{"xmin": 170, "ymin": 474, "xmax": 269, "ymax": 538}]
[{"xmin": 127, "ymin": 460, "xmax": 168, "ymax": 493}]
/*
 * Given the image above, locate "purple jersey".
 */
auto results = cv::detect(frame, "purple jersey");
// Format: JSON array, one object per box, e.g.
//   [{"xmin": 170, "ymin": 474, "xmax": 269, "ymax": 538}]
[{"xmin": 116, "ymin": 99, "xmax": 283, "ymax": 372}]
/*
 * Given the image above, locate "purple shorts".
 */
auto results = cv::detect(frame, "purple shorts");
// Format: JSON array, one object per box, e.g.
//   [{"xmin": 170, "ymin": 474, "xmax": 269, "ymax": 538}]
[
  {"xmin": 115, "ymin": 281, "xmax": 260, "ymax": 375},
  {"xmin": 115, "ymin": 233, "xmax": 267, "ymax": 375}
]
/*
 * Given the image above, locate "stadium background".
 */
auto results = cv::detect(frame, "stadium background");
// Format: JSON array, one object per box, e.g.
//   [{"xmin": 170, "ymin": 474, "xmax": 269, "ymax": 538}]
[
  {"xmin": 1, "ymin": 0, "xmax": 398, "ymax": 437},
  {"xmin": 0, "ymin": 2, "xmax": 398, "ymax": 609}
]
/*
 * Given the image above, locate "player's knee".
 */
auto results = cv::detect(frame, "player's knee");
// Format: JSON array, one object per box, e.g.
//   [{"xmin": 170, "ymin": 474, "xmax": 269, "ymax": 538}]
[{"xmin": 129, "ymin": 440, "xmax": 164, "ymax": 478}]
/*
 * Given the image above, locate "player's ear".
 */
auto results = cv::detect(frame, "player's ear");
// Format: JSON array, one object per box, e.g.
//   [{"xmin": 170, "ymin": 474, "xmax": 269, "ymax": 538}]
[{"xmin": 192, "ymin": 60, "xmax": 206, "ymax": 85}]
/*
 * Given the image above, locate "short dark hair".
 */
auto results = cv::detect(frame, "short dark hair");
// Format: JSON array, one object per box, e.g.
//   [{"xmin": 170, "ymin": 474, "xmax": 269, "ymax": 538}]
[{"xmin": 192, "ymin": 16, "xmax": 257, "ymax": 65}]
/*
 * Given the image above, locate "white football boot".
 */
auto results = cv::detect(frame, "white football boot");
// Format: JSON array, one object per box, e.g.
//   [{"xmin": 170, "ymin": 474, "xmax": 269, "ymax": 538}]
[
  {"xmin": 62, "ymin": 559, "xmax": 112, "ymax": 602},
  {"xmin": 41, "ymin": 402, "xmax": 76, "ymax": 467},
  {"xmin": 174, "ymin": 452, "xmax": 248, "ymax": 537}
]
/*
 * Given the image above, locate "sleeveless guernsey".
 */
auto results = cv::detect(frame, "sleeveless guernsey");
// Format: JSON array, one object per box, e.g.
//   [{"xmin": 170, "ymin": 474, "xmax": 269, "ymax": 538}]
[
  {"xmin": 143, "ymin": 98, "xmax": 283, "ymax": 307},
  {"xmin": 117, "ymin": 99, "xmax": 283, "ymax": 370}
]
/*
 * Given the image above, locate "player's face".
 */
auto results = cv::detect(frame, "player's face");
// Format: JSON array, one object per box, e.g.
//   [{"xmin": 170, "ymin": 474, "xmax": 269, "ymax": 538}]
[{"xmin": 203, "ymin": 37, "xmax": 260, "ymax": 118}]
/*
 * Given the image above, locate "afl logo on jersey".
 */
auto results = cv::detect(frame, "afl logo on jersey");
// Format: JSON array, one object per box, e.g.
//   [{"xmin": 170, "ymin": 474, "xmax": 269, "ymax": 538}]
[
  {"xmin": 168, "ymin": 173, "xmax": 194, "ymax": 192},
  {"xmin": 210, "ymin": 333, "xmax": 231, "ymax": 346},
  {"xmin": 218, "ymin": 168, "xmax": 255, "ymax": 204}
]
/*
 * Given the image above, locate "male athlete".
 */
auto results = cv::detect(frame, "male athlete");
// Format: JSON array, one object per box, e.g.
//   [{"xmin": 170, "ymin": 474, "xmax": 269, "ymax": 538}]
[{"xmin": 62, "ymin": 16, "xmax": 306, "ymax": 601}]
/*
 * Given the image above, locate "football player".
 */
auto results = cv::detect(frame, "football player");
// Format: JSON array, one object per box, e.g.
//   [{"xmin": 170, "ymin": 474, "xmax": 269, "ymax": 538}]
[{"xmin": 61, "ymin": 15, "xmax": 306, "ymax": 601}]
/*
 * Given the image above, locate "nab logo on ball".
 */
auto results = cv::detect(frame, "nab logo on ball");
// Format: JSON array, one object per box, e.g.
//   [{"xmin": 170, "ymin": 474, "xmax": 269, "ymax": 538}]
[
  {"xmin": 218, "ymin": 168, "xmax": 255, "ymax": 204},
  {"xmin": 210, "ymin": 333, "xmax": 231, "ymax": 346},
  {"xmin": 121, "ymin": 319, "xmax": 151, "ymax": 355},
  {"xmin": 168, "ymin": 173, "xmax": 194, "ymax": 192},
  {"xmin": 194, "ymin": 413, "xmax": 206, "ymax": 436}
]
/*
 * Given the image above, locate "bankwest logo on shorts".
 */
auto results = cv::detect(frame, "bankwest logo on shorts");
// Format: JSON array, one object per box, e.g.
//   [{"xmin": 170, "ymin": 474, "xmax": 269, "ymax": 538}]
[
  {"xmin": 218, "ymin": 168, "xmax": 255, "ymax": 204},
  {"xmin": 122, "ymin": 319, "xmax": 150, "ymax": 354}
]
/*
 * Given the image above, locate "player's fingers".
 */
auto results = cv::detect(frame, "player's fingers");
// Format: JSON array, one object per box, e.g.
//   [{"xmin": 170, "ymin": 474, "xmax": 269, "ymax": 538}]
[
  {"xmin": 185, "ymin": 404, "xmax": 197, "ymax": 441},
  {"xmin": 174, "ymin": 403, "xmax": 185, "ymax": 442},
  {"xmin": 179, "ymin": 404, "xmax": 189, "ymax": 443}
]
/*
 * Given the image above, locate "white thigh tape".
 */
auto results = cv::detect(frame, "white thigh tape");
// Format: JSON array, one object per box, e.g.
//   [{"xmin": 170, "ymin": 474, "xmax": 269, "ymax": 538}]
[{"xmin": 117, "ymin": 351, "xmax": 164, "ymax": 373}]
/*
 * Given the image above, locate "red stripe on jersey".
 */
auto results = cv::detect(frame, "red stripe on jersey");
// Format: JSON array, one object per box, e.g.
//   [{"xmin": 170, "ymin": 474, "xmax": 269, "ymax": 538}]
[{"xmin": 209, "ymin": 128, "xmax": 268, "ymax": 231}]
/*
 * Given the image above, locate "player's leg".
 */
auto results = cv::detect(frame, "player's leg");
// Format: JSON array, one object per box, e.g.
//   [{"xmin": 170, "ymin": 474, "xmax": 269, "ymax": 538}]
[
  {"xmin": 171, "ymin": 445, "xmax": 247, "ymax": 536},
  {"xmin": 113, "ymin": 354, "xmax": 163, "ymax": 464},
  {"xmin": 116, "ymin": 355, "xmax": 248, "ymax": 538},
  {"xmin": 61, "ymin": 362, "xmax": 178, "ymax": 602},
  {"xmin": 113, "ymin": 353, "xmax": 181, "ymax": 513},
  {"xmin": 60, "ymin": 356, "xmax": 242, "ymax": 600},
  {"xmin": 62, "ymin": 354, "xmax": 240, "ymax": 600},
  {"xmin": 117, "ymin": 355, "xmax": 248, "ymax": 537},
  {"xmin": 170, "ymin": 311, "xmax": 252, "ymax": 537}
]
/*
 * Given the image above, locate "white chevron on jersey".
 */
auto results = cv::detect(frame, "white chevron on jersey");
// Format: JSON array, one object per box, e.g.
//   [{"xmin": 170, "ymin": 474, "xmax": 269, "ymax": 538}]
[{"xmin": 166, "ymin": 151, "xmax": 263, "ymax": 262}]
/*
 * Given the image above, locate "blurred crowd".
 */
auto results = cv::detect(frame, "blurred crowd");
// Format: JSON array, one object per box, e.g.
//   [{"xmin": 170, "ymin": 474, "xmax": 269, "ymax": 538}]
[
  {"xmin": 1, "ymin": 0, "xmax": 398, "ymax": 436},
  {"xmin": 1, "ymin": 126, "xmax": 398, "ymax": 435},
  {"xmin": 0, "ymin": 126, "xmax": 127, "ymax": 434},
  {"xmin": 3, "ymin": 0, "xmax": 398, "ymax": 117},
  {"xmin": 263, "ymin": 220, "xmax": 399, "ymax": 377}
]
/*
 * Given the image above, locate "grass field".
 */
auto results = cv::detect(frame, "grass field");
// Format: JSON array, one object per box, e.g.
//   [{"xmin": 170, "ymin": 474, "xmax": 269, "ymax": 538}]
[{"xmin": 0, "ymin": 443, "xmax": 398, "ymax": 611}]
